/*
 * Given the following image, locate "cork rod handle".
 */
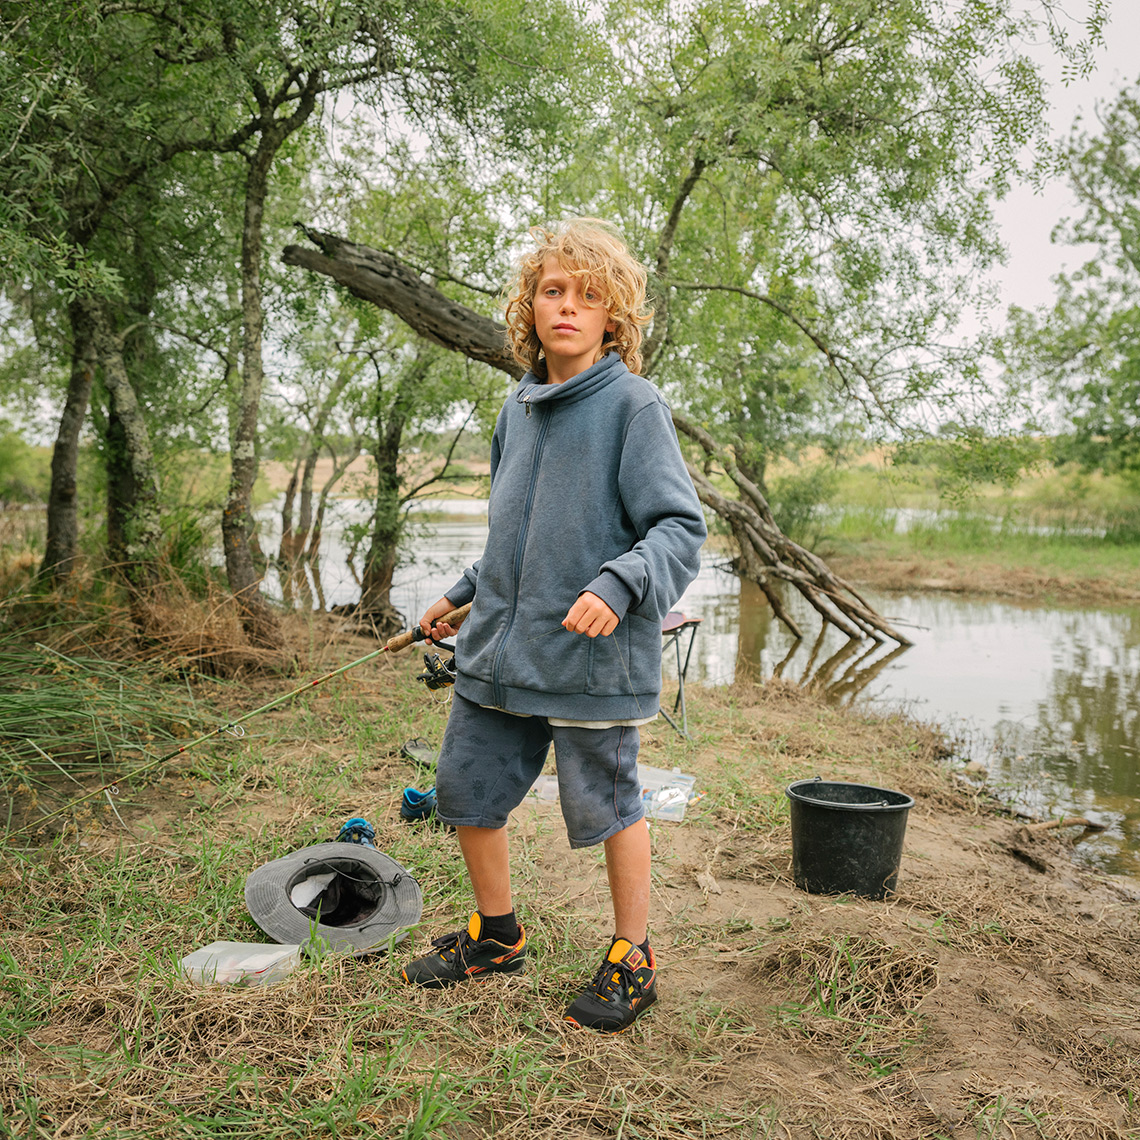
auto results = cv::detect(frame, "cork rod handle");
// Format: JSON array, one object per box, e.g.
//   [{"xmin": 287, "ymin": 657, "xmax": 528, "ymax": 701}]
[{"xmin": 385, "ymin": 602, "xmax": 472, "ymax": 653}]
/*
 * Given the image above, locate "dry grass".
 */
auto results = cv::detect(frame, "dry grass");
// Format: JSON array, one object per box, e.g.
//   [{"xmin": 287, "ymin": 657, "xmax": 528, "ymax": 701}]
[
  {"xmin": 1, "ymin": 566, "xmax": 320, "ymax": 679},
  {"xmin": 124, "ymin": 583, "xmax": 290, "ymax": 677},
  {"xmin": 2, "ymin": 650, "xmax": 1138, "ymax": 1139},
  {"xmin": 758, "ymin": 934, "xmax": 939, "ymax": 1070}
]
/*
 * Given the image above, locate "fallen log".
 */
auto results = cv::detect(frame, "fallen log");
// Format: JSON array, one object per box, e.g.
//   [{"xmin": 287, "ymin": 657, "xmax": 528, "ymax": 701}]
[{"xmin": 1025, "ymin": 816, "xmax": 1107, "ymax": 833}]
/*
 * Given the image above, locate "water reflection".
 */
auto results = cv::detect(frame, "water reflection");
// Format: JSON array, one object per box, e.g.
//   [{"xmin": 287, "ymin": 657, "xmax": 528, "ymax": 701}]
[
  {"xmin": 683, "ymin": 569, "xmax": 1140, "ymax": 880},
  {"xmin": 257, "ymin": 499, "xmax": 1140, "ymax": 880}
]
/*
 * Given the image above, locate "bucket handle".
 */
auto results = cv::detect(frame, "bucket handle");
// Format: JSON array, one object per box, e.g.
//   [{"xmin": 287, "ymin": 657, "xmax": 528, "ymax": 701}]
[{"xmin": 788, "ymin": 775, "xmax": 910, "ymax": 811}]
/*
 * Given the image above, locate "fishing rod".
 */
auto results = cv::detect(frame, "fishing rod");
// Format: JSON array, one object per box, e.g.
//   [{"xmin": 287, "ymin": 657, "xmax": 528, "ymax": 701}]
[{"xmin": 12, "ymin": 603, "xmax": 471, "ymax": 839}]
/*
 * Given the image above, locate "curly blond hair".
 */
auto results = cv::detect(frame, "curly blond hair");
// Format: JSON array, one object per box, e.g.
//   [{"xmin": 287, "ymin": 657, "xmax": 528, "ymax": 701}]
[{"xmin": 503, "ymin": 218, "xmax": 653, "ymax": 379}]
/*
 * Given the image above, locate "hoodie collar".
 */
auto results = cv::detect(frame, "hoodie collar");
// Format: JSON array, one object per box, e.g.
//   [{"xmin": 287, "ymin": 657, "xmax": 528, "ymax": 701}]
[{"xmin": 515, "ymin": 351, "xmax": 628, "ymax": 408}]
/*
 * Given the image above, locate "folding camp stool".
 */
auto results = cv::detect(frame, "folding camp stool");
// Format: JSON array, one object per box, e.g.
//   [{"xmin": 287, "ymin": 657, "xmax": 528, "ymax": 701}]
[{"xmin": 661, "ymin": 611, "xmax": 702, "ymax": 737}]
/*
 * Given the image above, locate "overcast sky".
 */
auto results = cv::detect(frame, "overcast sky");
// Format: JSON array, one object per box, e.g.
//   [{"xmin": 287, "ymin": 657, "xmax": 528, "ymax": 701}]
[{"xmin": 991, "ymin": 1, "xmax": 1138, "ymax": 317}]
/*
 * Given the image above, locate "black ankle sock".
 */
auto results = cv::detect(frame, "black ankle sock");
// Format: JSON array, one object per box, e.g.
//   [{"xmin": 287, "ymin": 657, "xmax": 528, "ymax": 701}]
[
  {"xmin": 479, "ymin": 910, "xmax": 519, "ymax": 945},
  {"xmin": 639, "ymin": 937, "xmax": 651, "ymax": 957}
]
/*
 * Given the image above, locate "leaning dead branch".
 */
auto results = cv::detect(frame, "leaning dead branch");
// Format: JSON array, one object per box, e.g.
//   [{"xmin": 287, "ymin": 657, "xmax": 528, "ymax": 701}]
[{"xmin": 283, "ymin": 227, "xmax": 910, "ymax": 646}]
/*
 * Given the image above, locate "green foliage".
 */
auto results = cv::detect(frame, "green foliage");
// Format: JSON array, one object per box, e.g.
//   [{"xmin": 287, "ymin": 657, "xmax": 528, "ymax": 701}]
[
  {"xmin": 0, "ymin": 428, "xmax": 49, "ymax": 504},
  {"xmin": 768, "ymin": 462, "xmax": 840, "ymax": 547},
  {"xmin": 417, "ymin": 0, "xmax": 1101, "ymax": 497},
  {"xmin": 159, "ymin": 504, "xmax": 229, "ymax": 594},
  {"xmin": 0, "ymin": 0, "xmax": 592, "ymax": 595},
  {"xmin": 1002, "ymin": 81, "xmax": 1140, "ymax": 479},
  {"xmin": 1103, "ymin": 509, "xmax": 1140, "ymax": 546},
  {"xmin": 597, "ymin": 0, "xmax": 1060, "ymax": 424},
  {"xmin": 893, "ymin": 430, "xmax": 1046, "ymax": 504},
  {"xmin": 0, "ymin": 0, "xmax": 1114, "ymax": 604}
]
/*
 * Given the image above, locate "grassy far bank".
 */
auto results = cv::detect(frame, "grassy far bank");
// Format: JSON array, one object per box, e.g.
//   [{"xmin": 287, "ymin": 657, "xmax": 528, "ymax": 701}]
[
  {"xmin": 760, "ymin": 456, "xmax": 1140, "ymax": 606},
  {"xmin": 2, "ymin": 623, "xmax": 1138, "ymax": 1140},
  {"xmin": 4, "ymin": 437, "xmax": 1139, "ymax": 608},
  {"xmin": 818, "ymin": 509, "xmax": 1140, "ymax": 605}
]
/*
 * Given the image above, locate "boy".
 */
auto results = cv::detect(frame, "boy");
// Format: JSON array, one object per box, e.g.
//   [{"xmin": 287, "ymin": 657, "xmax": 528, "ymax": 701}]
[{"xmin": 402, "ymin": 218, "xmax": 706, "ymax": 1032}]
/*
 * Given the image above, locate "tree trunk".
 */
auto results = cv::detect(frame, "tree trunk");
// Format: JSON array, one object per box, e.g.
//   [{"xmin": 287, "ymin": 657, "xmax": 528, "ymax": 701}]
[
  {"xmin": 284, "ymin": 229, "xmax": 519, "ymax": 375},
  {"xmin": 86, "ymin": 301, "xmax": 163, "ymax": 590},
  {"xmin": 278, "ymin": 460, "xmax": 302, "ymax": 565},
  {"xmin": 674, "ymin": 411, "xmax": 910, "ymax": 644},
  {"xmin": 222, "ymin": 137, "xmax": 286, "ymax": 650},
  {"xmin": 103, "ymin": 402, "xmax": 135, "ymax": 570},
  {"xmin": 278, "ymin": 461, "xmax": 306, "ymax": 609},
  {"xmin": 359, "ymin": 434, "xmax": 403, "ymax": 620},
  {"xmin": 356, "ymin": 356, "xmax": 422, "ymax": 633},
  {"xmin": 223, "ymin": 76, "xmax": 319, "ymax": 650},
  {"xmin": 283, "ymin": 228, "xmax": 910, "ymax": 646},
  {"xmin": 293, "ymin": 445, "xmax": 319, "ymax": 555},
  {"xmin": 290, "ymin": 362, "xmax": 360, "ymax": 570},
  {"xmin": 308, "ymin": 443, "xmax": 360, "ymax": 565},
  {"xmin": 306, "ymin": 440, "xmax": 360, "ymax": 615},
  {"xmin": 39, "ymin": 301, "xmax": 96, "ymax": 583}
]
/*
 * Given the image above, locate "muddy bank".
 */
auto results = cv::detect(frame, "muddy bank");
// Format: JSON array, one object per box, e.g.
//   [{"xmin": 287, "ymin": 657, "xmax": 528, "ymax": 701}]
[
  {"xmin": 644, "ymin": 680, "xmax": 1140, "ymax": 1137},
  {"xmin": 828, "ymin": 550, "xmax": 1140, "ymax": 606}
]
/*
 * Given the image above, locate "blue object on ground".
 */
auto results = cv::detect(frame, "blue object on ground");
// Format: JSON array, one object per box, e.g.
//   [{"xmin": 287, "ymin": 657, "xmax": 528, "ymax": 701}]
[
  {"xmin": 336, "ymin": 817, "xmax": 377, "ymax": 847},
  {"xmin": 400, "ymin": 787, "xmax": 437, "ymax": 823}
]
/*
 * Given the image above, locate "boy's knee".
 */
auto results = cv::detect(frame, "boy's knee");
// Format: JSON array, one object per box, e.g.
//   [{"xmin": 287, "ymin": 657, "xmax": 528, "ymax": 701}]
[{"xmin": 564, "ymin": 806, "xmax": 647, "ymax": 849}]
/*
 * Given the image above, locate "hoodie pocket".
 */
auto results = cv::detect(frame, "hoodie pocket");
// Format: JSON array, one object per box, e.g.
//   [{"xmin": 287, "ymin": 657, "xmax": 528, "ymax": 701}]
[
  {"xmin": 623, "ymin": 613, "xmax": 661, "ymax": 696},
  {"xmin": 584, "ymin": 615, "xmax": 659, "ymax": 699},
  {"xmin": 500, "ymin": 625, "xmax": 592, "ymax": 695}
]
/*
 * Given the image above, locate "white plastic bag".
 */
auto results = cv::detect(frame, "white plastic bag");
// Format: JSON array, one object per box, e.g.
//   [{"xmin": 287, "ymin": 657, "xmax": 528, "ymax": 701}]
[{"xmin": 179, "ymin": 941, "xmax": 301, "ymax": 987}]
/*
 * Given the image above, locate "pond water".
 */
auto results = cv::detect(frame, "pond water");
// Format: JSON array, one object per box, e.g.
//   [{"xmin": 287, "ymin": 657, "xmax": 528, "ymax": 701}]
[{"xmin": 259, "ymin": 499, "xmax": 1140, "ymax": 881}]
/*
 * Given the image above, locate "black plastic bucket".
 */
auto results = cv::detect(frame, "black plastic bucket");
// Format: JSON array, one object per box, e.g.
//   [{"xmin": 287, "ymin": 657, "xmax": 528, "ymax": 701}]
[{"xmin": 786, "ymin": 778, "xmax": 914, "ymax": 899}]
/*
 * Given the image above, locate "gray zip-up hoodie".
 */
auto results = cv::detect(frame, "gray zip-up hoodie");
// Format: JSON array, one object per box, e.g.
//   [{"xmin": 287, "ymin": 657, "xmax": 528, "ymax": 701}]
[{"xmin": 443, "ymin": 352, "xmax": 707, "ymax": 721}]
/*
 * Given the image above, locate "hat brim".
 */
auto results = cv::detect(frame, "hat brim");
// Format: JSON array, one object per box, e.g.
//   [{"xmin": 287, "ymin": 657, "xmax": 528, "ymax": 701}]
[{"xmin": 245, "ymin": 843, "xmax": 422, "ymax": 955}]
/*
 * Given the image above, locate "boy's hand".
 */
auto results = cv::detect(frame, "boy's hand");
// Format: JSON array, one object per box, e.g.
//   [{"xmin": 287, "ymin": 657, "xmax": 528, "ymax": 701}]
[
  {"xmin": 420, "ymin": 596, "xmax": 462, "ymax": 642},
  {"xmin": 563, "ymin": 592, "xmax": 619, "ymax": 638}
]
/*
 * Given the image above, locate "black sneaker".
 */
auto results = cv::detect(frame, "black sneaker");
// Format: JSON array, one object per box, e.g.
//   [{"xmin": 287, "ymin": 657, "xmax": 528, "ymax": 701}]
[
  {"xmin": 563, "ymin": 938, "xmax": 657, "ymax": 1033},
  {"xmin": 402, "ymin": 912, "xmax": 527, "ymax": 988}
]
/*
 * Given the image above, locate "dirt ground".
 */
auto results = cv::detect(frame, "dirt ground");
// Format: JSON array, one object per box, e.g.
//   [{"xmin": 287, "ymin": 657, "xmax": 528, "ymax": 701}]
[
  {"xmin": 4, "ymin": 637, "xmax": 1139, "ymax": 1137},
  {"xmin": 512, "ymin": 680, "xmax": 1140, "ymax": 1136}
]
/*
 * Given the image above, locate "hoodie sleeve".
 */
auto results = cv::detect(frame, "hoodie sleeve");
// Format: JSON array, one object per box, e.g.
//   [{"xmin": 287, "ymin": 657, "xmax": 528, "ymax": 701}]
[{"xmin": 581, "ymin": 397, "xmax": 707, "ymax": 622}]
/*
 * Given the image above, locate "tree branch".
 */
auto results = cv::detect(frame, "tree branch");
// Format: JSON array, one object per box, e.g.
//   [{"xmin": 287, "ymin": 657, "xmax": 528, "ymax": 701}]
[
  {"xmin": 283, "ymin": 228, "xmax": 521, "ymax": 377},
  {"xmin": 642, "ymin": 155, "xmax": 710, "ymax": 373},
  {"xmin": 671, "ymin": 280, "xmax": 897, "ymax": 423},
  {"xmin": 283, "ymin": 227, "xmax": 911, "ymax": 645}
]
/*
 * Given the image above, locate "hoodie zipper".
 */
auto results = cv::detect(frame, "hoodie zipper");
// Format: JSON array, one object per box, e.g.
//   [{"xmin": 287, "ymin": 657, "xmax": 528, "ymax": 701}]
[{"xmin": 490, "ymin": 397, "xmax": 549, "ymax": 707}]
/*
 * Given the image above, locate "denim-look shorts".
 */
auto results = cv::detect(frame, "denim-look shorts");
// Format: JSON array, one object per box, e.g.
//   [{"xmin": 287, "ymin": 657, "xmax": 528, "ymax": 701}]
[{"xmin": 434, "ymin": 692, "xmax": 645, "ymax": 848}]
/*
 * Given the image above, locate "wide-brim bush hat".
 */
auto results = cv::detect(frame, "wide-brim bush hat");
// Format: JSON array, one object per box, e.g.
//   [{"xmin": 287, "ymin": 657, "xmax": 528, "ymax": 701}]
[{"xmin": 245, "ymin": 843, "xmax": 422, "ymax": 955}]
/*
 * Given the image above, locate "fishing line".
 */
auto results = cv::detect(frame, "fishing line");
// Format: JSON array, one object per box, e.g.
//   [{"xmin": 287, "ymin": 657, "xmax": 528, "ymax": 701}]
[
  {"xmin": 609, "ymin": 635, "xmax": 647, "ymax": 721},
  {"xmin": 11, "ymin": 604, "xmax": 471, "ymax": 839},
  {"xmin": 521, "ymin": 625, "xmax": 569, "ymax": 644}
]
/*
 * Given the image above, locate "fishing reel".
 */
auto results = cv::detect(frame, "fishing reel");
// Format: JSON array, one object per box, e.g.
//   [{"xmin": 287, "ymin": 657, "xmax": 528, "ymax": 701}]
[{"xmin": 416, "ymin": 642, "xmax": 457, "ymax": 691}]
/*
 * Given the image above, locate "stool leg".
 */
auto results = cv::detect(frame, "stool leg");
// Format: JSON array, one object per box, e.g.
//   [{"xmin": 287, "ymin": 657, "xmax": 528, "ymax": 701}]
[
  {"xmin": 676, "ymin": 635, "xmax": 688, "ymax": 737},
  {"xmin": 674, "ymin": 631, "xmax": 688, "ymax": 737},
  {"xmin": 672, "ymin": 626, "xmax": 698, "ymax": 736},
  {"xmin": 660, "ymin": 631, "xmax": 686, "ymax": 738}
]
